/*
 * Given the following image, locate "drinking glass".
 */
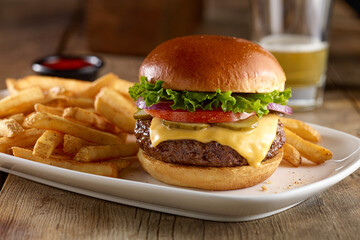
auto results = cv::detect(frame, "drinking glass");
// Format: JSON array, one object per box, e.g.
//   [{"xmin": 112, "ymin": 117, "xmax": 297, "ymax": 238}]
[{"xmin": 251, "ymin": 0, "xmax": 333, "ymax": 110}]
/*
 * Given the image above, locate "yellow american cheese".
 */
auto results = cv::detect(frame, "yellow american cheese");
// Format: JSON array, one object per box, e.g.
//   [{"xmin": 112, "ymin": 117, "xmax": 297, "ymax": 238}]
[{"xmin": 149, "ymin": 114, "xmax": 279, "ymax": 167}]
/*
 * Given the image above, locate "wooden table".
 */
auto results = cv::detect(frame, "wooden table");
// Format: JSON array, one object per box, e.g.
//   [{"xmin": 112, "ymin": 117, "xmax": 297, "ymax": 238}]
[{"xmin": 0, "ymin": 0, "xmax": 359, "ymax": 239}]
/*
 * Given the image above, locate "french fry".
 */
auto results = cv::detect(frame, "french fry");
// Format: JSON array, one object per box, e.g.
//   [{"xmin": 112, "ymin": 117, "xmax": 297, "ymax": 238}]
[
  {"xmin": 108, "ymin": 157, "xmax": 136, "ymax": 170},
  {"xmin": 74, "ymin": 143, "xmax": 139, "ymax": 162},
  {"xmin": 63, "ymin": 134, "xmax": 93, "ymax": 155},
  {"xmin": 49, "ymin": 150, "xmax": 71, "ymax": 160},
  {"xmin": 108, "ymin": 77, "xmax": 134, "ymax": 100},
  {"xmin": 0, "ymin": 73, "xmax": 140, "ymax": 178},
  {"xmin": 79, "ymin": 73, "xmax": 135, "ymax": 100},
  {"xmin": 0, "ymin": 119, "xmax": 24, "ymax": 137},
  {"xmin": 45, "ymin": 96, "xmax": 94, "ymax": 108},
  {"xmin": 48, "ymin": 86, "xmax": 75, "ymax": 97},
  {"xmin": 79, "ymin": 73, "xmax": 118, "ymax": 98},
  {"xmin": 280, "ymin": 117, "xmax": 321, "ymax": 142},
  {"xmin": 13, "ymin": 76, "xmax": 91, "ymax": 94},
  {"xmin": 283, "ymin": 143, "xmax": 302, "ymax": 167},
  {"xmin": 95, "ymin": 87, "xmax": 136, "ymax": 133},
  {"xmin": 62, "ymin": 107, "xmax": 120, "ymax": 133},
  {"xmin": 5, "ymin": 78, "xmax": 18, "ymax": 94},
  {"xmin": 23, "ymin": 112, "xmax": 126, "ymax": 145},
  {"xmin": 12, "ymin": 147, "xmax": 119, "ymax": 177},
  {"xmin": 35, "ymin": 103, "xmax": 64, "ymax": 116},
  {"xmin": 8, "ymin": 113, "xmax": 25, "ymax": 124},
  {"xmin": 0, "ymin": 128, "xmax": 44, "ymax": 153},
  {"xmin": 0, "ymin": 87, "xmax": 45, "ymax": 117},
  {"xmin": 284, "ymin": 128, "xmax": 332, "ymax": 164},
  {"xmin": 33, "ymin": 130, "xmax": 63, "ymax": 158}
]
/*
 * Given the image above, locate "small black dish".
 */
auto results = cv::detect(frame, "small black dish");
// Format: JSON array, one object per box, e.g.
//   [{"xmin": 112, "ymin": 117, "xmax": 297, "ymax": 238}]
[{"xmin": 32, "ymin": 55, "xmax": 104, "ymax": 81}]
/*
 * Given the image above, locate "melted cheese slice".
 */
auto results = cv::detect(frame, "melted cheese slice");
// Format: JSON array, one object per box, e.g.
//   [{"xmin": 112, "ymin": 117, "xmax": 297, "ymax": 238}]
[{"xmin": 149, "ymin": 114, "xmax": 279, "ymax": 167}]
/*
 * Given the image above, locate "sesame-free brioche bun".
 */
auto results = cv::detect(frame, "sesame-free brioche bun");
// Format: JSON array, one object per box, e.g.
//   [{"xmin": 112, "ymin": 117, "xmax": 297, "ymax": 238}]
[
  {"xmin": 137, "ymin": 148, "xmax": 283, "ymax": 191},
  {"xmin": 139, "ymin": 35, "xmax": 285, "ymax": 93}
]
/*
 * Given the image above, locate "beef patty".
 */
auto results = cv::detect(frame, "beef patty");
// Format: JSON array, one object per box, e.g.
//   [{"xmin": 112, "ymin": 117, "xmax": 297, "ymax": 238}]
[{"xmin": 134, "ymin": 118, "xmax": 285, "ymax": 167}]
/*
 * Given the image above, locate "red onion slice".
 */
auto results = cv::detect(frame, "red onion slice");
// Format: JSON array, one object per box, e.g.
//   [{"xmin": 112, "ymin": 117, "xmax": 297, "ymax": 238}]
[{"xmin": 268, "ymin": 103, "xmax": 293, "ymax": 115}]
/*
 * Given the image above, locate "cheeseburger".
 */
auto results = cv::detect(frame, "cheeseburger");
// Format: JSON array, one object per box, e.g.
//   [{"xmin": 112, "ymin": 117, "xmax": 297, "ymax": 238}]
[{"xmin": 129, "ymin": 35, "xmax": 292, "ymax": 190}]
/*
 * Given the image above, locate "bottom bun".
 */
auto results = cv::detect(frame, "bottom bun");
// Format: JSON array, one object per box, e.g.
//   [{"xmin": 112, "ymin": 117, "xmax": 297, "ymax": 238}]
[{"xmin": 137, "ymin": 148, "xmax": 283, "ymax": 191}]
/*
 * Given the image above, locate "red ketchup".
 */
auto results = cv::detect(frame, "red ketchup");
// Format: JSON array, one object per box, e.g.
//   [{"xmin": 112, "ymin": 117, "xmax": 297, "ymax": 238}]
[{"xmin": 42, "ymin": 58, "xmax": 92, "ymax": 71}]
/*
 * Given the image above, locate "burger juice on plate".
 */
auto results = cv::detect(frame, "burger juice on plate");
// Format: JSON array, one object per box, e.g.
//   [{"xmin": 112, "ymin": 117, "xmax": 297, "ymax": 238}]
[{"xmin": 129, "ymin": 35, "xmax": 292, "ymax": 190}]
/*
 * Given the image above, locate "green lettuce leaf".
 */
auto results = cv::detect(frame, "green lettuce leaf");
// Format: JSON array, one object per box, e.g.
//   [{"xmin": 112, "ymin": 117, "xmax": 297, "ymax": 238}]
[{"xmin": 128, "ymin": 76, "xmax": 292, "ymax": 118}]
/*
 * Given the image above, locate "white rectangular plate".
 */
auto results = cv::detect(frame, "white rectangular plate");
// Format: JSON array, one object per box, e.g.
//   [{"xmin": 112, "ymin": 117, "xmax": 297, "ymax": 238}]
[{"xmin": 0, "ymin": 123, "xmax": 359, "ymax": 221}]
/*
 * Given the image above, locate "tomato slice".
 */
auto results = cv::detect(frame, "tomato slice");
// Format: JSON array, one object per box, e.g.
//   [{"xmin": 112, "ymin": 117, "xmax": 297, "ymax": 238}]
[{"xmin": 144, "ymin": 109, "xmax": 254, "ymax": 123}]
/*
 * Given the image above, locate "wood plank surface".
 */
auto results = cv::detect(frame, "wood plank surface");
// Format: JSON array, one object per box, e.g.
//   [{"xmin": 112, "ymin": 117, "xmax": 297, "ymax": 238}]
[
  {"xmin": 0, "ymin": 169, "xmax": 359, "ymax": 239},
  {"xmin": 328, "ymin": 0, "xmax": 360, "ymax": 87},
  {"xmin": 0, "ymin": 0, "xmax": 78, "ymax": 89},
  {"xmin": 0, "ymin": 0, "xmax": 359, "ymax": 239}
]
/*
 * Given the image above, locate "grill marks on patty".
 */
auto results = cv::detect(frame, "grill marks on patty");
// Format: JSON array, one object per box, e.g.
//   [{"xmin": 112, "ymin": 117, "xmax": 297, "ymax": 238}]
[{"xmin": 134, "ymin": 119, "xmax": 285, "ymax": 167}]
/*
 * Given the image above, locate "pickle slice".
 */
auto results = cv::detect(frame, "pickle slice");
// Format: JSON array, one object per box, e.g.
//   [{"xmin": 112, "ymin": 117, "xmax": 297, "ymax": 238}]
[
  {"xmin": 213, "ymin": 115, "xmax": 259, "ymax": 131},
  {"xmin": 162, "ymin": 120, "xmax": 209, "ymax": 130},
  {"xmin": 133, "ymin": 109, "xmax": 152, "ymax": 120}
]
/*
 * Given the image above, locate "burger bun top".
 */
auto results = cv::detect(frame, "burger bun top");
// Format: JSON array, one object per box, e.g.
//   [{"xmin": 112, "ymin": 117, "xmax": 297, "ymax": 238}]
[{"xmin": 139, "ymin": 35, "xmax": 286, "ymax": 93}]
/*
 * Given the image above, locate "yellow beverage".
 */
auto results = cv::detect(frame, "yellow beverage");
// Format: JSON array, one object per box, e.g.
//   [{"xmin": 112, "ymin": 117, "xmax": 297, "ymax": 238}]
[{"xmin": 260, "ymin": 35, "xmax": 329, "ymax": 88}]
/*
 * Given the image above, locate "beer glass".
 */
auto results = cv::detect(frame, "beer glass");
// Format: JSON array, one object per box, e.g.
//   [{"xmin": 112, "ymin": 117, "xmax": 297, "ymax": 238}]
[{"xmin": 251, "ymin": 0, "xmax": 333, "ymax": 110}]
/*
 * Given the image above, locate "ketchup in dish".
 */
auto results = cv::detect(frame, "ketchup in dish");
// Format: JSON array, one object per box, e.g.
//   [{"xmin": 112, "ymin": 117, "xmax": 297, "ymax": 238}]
[{"xmin": 32, "ymin": 55, "xmax": 103, "ymax": 81}]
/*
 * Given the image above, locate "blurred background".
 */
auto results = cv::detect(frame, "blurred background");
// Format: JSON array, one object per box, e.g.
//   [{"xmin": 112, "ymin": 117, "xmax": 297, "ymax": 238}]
[{"xmin": 0, "ymin": 0, "xmax": 359, "ymax": 87}]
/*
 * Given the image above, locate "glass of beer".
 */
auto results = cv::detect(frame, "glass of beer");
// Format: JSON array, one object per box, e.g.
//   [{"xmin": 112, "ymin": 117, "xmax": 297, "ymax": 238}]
[{"xmin": 251, "ymin": 0, "xmax": 333, "ymax": 110}]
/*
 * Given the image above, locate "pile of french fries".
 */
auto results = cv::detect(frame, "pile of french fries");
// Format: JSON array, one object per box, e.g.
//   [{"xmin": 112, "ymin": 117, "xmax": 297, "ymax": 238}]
[
  {"xmin": 279, "ymin": 116, "xmax": 333, "ymax": 167},
  {"xmin": 0, "ymin": 73, "xmax": 138, "ymax": 177},
  {"xmin": 0, "ymin": 72, "xmax": 333, "ymax": 178}
]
